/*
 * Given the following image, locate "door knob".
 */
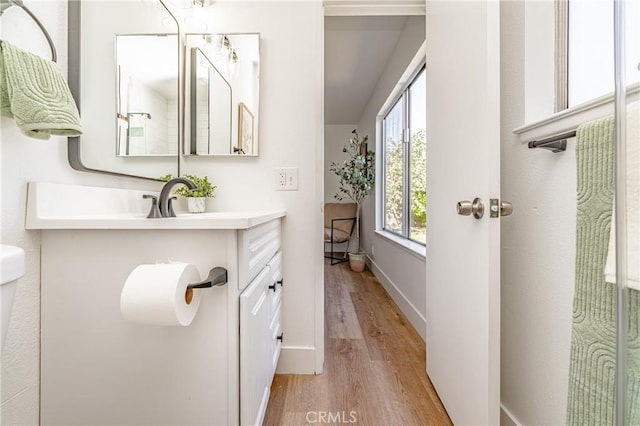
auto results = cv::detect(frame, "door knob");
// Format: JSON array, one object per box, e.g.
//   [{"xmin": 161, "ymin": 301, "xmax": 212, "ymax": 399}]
[
  {"xmin": 456, "ymin": 198, "xmax": 484, "ymax": 219},
  {"xmin": 456, "ymin": 201, "xmax": 472, "ymax": 216},
  {"xmin": 500, "ymin": 201, "xmax": 513, "ymax": 216}
]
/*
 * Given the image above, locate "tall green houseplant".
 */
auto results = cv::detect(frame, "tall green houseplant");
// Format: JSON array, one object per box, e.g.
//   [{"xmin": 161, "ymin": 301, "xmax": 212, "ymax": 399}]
[{"xmin": 330, "ymin": 129, "xmax": 375, "ymax": 253}]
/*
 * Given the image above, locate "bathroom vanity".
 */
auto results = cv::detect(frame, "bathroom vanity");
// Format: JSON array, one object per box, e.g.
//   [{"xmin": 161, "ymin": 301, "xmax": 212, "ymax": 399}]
[{"xmin": 27, "ymin": 182, "xmax": 285, "ymax": 425}]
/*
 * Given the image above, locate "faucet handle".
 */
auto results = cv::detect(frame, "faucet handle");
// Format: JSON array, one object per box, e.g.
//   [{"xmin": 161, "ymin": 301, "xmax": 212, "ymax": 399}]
[
  {"xmin": 143, "ymin": 194, "xmax": 162, "ymax": 219},
  {"xmin": 167, "ymin": 196, "xmax": 178, "ymax": 218}
]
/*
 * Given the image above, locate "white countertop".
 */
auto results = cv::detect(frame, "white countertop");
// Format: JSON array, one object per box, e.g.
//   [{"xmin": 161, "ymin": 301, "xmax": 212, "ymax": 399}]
[{"xmin": 25, "ymin": 182, "xmax": 286, "ymax": 230}]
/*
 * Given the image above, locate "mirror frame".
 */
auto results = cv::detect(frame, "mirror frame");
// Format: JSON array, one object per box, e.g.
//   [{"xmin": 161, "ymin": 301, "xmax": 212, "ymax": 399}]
[{"xmin": 67, "ymin": 0, "xmax": 182, "ymax": 181}]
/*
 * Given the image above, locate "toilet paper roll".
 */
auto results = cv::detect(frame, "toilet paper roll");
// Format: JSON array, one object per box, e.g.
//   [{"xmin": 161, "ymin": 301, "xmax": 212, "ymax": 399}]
[{"xmin": 120, "ymin": 262, "xmax": 202, "ymax": 326}]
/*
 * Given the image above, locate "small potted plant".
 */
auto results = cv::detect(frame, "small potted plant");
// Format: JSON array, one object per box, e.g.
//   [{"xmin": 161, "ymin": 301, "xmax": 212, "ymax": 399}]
[
  {"xmin": 330, "ymin": 129, "xmax": 375, "ymax": 272},
  {"xmin": 162, "ymin": 174, "xmax": 217, "ymax": 213}
]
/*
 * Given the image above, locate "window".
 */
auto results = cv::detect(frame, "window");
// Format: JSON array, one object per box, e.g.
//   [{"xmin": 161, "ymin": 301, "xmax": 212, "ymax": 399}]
[
  {"xmin": 567, "ymin": 0, "xmax": 640, "ymax": 107},
  {"xmin": 381, "ymin": 66, "xmax": 426, "ymax": 245},
  {"xmin": 515, "ymin": 1, "xmax": 639, "ymax": 144}
]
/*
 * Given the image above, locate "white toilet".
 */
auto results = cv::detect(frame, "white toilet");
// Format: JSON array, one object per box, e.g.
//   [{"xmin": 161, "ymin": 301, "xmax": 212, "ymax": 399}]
[{"xmin": 1, "ymin": 245, "xmax": 25, "ymax": 349}]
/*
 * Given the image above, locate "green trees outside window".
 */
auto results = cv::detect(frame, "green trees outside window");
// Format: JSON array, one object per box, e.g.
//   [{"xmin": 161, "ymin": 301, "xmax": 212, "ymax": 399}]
[{"xmin": 381, "ymin": 66, "xmax": 426, "ymax": 244}]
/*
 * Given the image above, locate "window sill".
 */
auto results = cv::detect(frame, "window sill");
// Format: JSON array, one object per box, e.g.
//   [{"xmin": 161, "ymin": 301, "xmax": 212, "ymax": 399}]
[
  {"xmin": 513, "ymin": 82, "xmax": 640, "ymax": 144},
  {"xmin": 374, "ymin": 230, "xmax": 426, "ymax": 261}
]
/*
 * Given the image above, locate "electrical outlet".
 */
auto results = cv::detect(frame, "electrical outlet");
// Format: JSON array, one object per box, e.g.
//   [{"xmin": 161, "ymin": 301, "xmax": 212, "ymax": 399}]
[
  {"xmin": 276, "ymin": 167, "xmax": 299, "ymax": 191},
  {"xmin": 277, "ymin": 169, "xmax": 287, "ymax": 189}
]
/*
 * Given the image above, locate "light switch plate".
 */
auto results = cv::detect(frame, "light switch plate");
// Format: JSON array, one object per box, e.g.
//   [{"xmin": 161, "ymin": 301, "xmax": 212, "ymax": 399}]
[{"xmin": 276, "ymin": 167, "xmax": 298, "ymax": 191}]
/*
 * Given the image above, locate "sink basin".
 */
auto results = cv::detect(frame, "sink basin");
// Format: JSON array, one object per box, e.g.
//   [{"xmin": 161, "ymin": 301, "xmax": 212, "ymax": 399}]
[{"xmin": 25, "ymin": 182, "xmax": 286, "ymax": 230}]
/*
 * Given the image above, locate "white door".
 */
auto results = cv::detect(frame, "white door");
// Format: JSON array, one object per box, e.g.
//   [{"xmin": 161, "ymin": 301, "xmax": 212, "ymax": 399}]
[{"xmin": 425, "ymin": 1, "xmax": 501, "ymax": 425}]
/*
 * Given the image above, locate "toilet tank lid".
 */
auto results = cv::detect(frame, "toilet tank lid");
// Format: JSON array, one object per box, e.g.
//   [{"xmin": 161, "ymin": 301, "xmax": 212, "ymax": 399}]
[{"xmin": 1, "ymin": 245, "xmax": 25, "ymax": 285}]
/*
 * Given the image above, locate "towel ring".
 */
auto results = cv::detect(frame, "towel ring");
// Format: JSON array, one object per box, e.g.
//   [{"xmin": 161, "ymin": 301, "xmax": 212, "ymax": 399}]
[{"xmin": 0, "ymin": 0, "xmax": 57, "ymax": 62}]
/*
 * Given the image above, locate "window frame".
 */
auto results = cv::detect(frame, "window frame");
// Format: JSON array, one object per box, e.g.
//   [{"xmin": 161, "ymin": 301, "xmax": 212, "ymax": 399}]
[
  {"xmin": 379, "ymin": 63, "xmax": 427, "ymax": 246},
  {"xmin": 381, "ymin": 94, "xmax": 407, "ymax": 239},
  {"xmin": 554, "ymin": 0, "xmax": 569, "ymax": 112},
  {"xmin": 515, "ymin": 0, "xmax": 640, "ymax": 144},
  {"xmin": 559, "ymin": 0, "xmax": 639, "ymax": 110}
]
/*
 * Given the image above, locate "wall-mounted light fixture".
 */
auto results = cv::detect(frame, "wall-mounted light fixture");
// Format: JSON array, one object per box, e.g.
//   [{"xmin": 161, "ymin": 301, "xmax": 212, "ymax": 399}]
[
  {"xmin": 191, "ymin": 0, "xmax": 210, "ymax": 7},
  {"xmin": 160, "ymin": 0, "xmax": 211, "ymax": 30},
  {"xmin": 199, "ymin": 34, "xmax": 239, "ymax": 77},
  {"xmin": 221, "ymin": 35, "xmax": 238, "ymax": 63},
  {"xmin": 220, "ymin": 35, "xmax": 238, "ymax": 75}
]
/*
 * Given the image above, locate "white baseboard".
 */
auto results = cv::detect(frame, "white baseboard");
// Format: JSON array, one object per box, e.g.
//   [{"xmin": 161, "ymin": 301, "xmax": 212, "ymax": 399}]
[
  {"xmin": 367, "ymin": 257, "xmax": 426, "ymax": 341},
  {"xmin": 275, "ymin": 346, "xmax": 319, "ymax": 374},
  {"xmin": 500, "ymin": 403, "xmax": 522, "ymax": 426}
]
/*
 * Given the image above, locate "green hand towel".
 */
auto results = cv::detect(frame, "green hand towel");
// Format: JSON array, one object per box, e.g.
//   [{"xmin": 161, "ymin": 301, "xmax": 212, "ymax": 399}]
[
  {"xmin": 0, "ymin": 40, "xmax": 82, "ymax": 140},
  {"xmin": 567, "ymin": 116, "xmax": 640, "ymax": 425}
]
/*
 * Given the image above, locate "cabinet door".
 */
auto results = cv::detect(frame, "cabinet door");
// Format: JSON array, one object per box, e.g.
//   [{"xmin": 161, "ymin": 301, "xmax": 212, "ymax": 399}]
[
  {"xmin": 240, "ymin": 267, "xmax": 271, "ymax": 426},
  {"xmin": 266, "ymin": 251, "xmax": 283, "ymax": 378},
  {"xmin": 268, "ymin": 301, "xmax": 282, "ymax": 378}
]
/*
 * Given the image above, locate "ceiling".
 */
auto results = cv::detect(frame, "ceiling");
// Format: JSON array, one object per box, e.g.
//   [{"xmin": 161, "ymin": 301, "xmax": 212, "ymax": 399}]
[{"xmin": 324, "ymin": 16, "xmax": 409, "ymax": 125}]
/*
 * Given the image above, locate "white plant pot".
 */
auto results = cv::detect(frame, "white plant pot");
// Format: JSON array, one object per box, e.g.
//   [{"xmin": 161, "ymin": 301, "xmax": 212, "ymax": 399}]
[
  {"xmin": 187, "ymin": 197, "xmax": 207, "ymax": 213},
  {"xmin": 348, "ymin": 252, "xmax": 366, "ymax": 272}
]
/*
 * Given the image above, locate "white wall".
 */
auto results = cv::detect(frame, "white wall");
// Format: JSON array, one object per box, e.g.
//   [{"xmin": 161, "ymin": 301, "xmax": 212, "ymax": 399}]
[
  {"xmin": 183, "ymin": 1, "xmax": 324, "ymax": 373},
  {"xmin": 356, "ymin": 16, "xmax": 426, "ymax": 339},
  {"xmin": 0, "ymin": 2, "xmax": 160, "ymax": 424},
  {"xmin": 500, "ymin": 2, "xmax": 575, "ymax": 424},
  {"xmin": 229, "ymin": 34, "xmax": 260, "ymax": 154},
  {"xmin": 167, "ymin": 99, "xmax": 179, "ymax": 154},
  {"xmin": 324, "ymin": 124, "xmax": 357, "ymax": 202},
  {"xmin": 125, "ymin": 78, "xmax": 170, "ymax": 155},
  {"xmin": 1, "ymin": 2, "xmax": 324, "ymax": 424}
]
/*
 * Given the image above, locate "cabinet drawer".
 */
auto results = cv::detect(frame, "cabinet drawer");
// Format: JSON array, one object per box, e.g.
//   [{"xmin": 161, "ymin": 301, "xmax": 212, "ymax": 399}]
[{"xmin": 238, "ymin": 220, "xmax": 281, "ymax": 291}]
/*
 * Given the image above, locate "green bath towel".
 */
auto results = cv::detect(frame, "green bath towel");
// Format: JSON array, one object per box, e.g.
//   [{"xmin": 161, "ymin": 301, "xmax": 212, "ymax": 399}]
[
  {"xmin": 0, "ymin": 40, "xmax": 82, "ymax": 140},
  {"xmin": 567, "ymin": 117, "xmax": 640, "ymax": 425}
]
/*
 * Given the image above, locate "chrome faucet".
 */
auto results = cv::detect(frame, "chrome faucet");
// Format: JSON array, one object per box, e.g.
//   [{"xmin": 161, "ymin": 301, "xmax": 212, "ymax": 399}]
[{"xmin": 158, "ymin": 177, "xmax": 197, "ymax": 218}]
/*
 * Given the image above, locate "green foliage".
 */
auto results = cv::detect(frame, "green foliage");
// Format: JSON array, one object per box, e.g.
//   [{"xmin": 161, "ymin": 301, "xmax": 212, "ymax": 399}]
[
  {"xmin": 330, "ymin": 130, "xmax": 375, "ymax": 253},
  {"xmin": 384, "ymin": 136, "xmax": 404, "ymax": 231},
  {"xmin": 330, "ymin": 129, "xmax": 375, "ymax": 206},
  {"xmin": 161, "ymin": 174, "xmax": 217, "ymax": 198},
  {"xmin": 383, "ymin": 129, "xmax": 427, "ymax": 238},
  {"xmin": 410, "ymin": 129, "xmax": 427, "ymax": 227}
]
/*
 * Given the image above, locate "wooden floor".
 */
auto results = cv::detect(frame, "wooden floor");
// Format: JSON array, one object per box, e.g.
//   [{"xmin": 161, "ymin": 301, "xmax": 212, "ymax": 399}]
[{"xmin": 263, "ymin": 260, "xmax": 452, "ymax": 425}]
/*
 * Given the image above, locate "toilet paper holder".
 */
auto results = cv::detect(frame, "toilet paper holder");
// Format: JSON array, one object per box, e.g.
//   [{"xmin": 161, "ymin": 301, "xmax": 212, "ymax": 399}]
[{"xmin": 187, "ymin": 267, "xmax": 228, "ymax": 289}]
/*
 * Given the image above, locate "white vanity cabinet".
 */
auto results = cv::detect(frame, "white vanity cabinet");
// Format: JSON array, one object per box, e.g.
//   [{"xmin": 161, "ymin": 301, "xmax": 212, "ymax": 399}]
[
  {"xmin": 27, "ymin": 183, "xmax": 286, "ymax": 426},
  {"xmin": 238, "ymin": 220, "xmax": 283, "ymax": 426}
]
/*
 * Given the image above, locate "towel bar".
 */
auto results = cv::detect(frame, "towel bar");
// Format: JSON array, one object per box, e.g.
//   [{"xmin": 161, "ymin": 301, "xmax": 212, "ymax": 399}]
[
  {"xmin": 0, "ymin": 0, "xmax": 57, "ymax": 62},
  {"xmin": 527, "ymin": 130, "xmax": 576, "ymax": 153}
]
